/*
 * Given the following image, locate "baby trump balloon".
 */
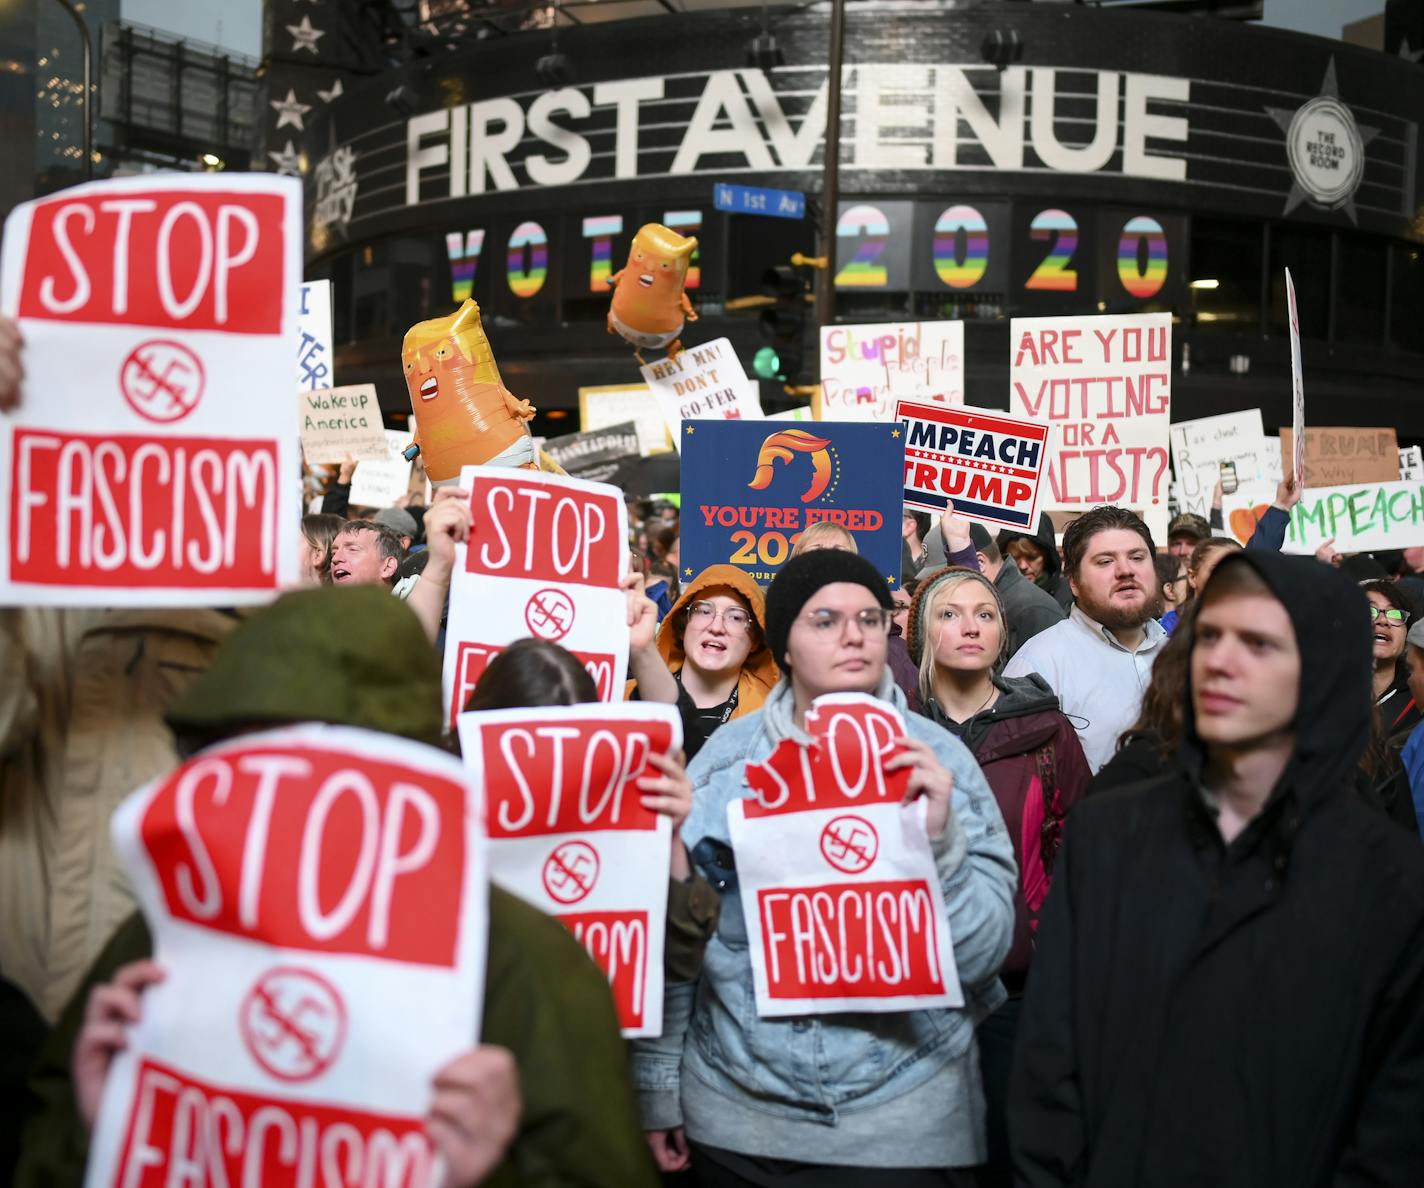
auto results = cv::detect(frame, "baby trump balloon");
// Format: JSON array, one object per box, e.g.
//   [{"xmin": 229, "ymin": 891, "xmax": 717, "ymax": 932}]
[{"xmin": 606, "ymin": 223, "xmax": 698, "ymax": 360}]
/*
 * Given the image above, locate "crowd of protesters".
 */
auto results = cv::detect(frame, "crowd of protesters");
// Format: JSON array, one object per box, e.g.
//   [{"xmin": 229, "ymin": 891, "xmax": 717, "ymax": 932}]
[{"xmin": 2, "ymin": 307, "xmax": 1424, "ymax": 1188}]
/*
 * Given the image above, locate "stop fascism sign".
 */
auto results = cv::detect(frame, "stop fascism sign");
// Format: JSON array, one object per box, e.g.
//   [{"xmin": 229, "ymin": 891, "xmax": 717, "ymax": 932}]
[{"xmin": 85, "ymin": 725, "xmax": 487, "ymax": 1188}]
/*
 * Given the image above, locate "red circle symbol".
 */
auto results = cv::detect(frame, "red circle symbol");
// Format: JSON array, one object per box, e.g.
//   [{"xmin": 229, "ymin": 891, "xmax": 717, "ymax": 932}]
[
  {"xmin": 119, "ymin": 339, "xmax": 206, "ymax": 424},
  {"xmin": 541, "ymin": 840, "xmax": 599, "ymax": 905},
  {"xmin": 239, "ymin": 966, "xmax": 347, "ymax": 1083},
  {"xmin": 819, "ymin": 815, "xmax": 879, "ymax": 875},
  {"xmin": 525, "ymin": 588, "xmax": 575, "ymax": 642}
]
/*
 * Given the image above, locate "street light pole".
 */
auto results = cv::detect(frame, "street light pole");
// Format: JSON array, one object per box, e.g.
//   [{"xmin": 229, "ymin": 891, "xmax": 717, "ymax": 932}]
[
  {"xmin": 814, "ymin": 0, "xmax": 846, "ymax": 328},
  {"xmin": 51, "ymin": 0, "xmax": 92, "ymax": 181}
]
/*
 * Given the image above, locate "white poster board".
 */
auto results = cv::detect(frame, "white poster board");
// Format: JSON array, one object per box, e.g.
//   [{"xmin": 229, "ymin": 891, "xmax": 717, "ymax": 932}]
[
  {"xmin": 819, "ymin": 321, "xmax": 965, "ymax": 421},
  {"xmin": 442, "ymin": 466, "xmax": 630, "ymax": 729},
  {"xmin": 1286, "ymin": 267, "xmax": 1305, "ymax": 488},
  {"xmin": 85, "ymin": 724, "xmax": 487, "ymax": 1188},
  {"xmin": 1223, "ymin": 480, "xmax": 1424, "ymax": 553},
  {"xmin": 1169, "ymin": 409, "xmax": 1268, "ymax": 520},
  {"xmin": 296, "ymin": 279, "xmax": 333, "ymax": 391},
  {"xmin": 579, "ymin": 383, "xmax": 670, "ymax": 456},
  {"xmin": 458, "ymin": 702, "xmax": 681, "ymax": 1037},
  {"xmin": 299, "ymin": 383, "xmax": 389, "ymax": 464},
  {"xmin": 1009, "ymin": 313, "xmax": 1172, "ymax": 542},
  {"xmin": 640, "ymin": 339, "xmax": 763, "ymax": 451},
  {"xmin": 349, "ymin": 429, "xmax": 416, "ymax": 508},
  {"xmin": 0, "ymin": 173, "xmax": 302, "ymax": 605}
]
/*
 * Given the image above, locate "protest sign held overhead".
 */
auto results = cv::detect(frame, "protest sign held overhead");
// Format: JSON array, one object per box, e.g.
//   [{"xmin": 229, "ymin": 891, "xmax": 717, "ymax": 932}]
[
  {"xmin": 727, "ymin": 693, "xmax": 962, "ymax": 1017},
  {"xmin": 85, "ymin": 724, "xmax": 487, "ymax": 1188},
  {"xmin": 680, "ymin": 419, "xmax": 905, "ymax": 587},
  {"xmin": 348, "ymin": 428, "xmax": 416, "ymax": 507},
  {"xmin": 299, "ymin": 383, "xmax": 390, "ymax": 464},
  {"xmin": 819, "ymin": 321, "xmax": 965, "ymax": 421},
  {"xmin": 1401, "ymin": 446, "xmax": 1423, "ymax": 482},
  {"xmin": 1010, "ymin": 312, "xmax": 1172, "ymax": 541},
  {"xmin": 640, "ymin": 337, "xmax": 763, "ymax": 450},
  {"xmin": 544, "ymin": 421, "xmax": 641, "ymax": 485},
  {"xmin": 1224, "ymin": 479, "xmax": 1424, "ymax": 554},
  {"xmin": 296, "ymin": 280, "xmax": 333, "ymax": 392},
  {"xmin": 579, "ymin": 383, "xmax": 671, "ymax": 456},
  {"xmin": 459, "ymin": 703, "xmax": 681, "ymax": 1037},
  {"xmin": 443, "ymin": 465, "xmax": 630, "ymax": 728},
  {"xmin": 1278, "ymin": 426, "xmax": 1399, "ymax": 488},
  {"xmin": 1286, "ymin": 267, "xmax": 1305, "ymax": 489},
  {"xmin": 897, "ymin": 400, "xmax": 1049, "ymax": 530},
  {"xmin": 1169, "ymin": 410, "xmax": 1268, "ymax": 520},
  {"xmin": 0, "ymin": 173, "xmax": 302, "ymax": 605}
]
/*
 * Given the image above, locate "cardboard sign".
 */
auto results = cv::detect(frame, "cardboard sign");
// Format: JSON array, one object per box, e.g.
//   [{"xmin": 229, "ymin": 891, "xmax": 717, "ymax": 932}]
[
  {"xmin": 1010, "ymin": 313, "xmax": 1172, "ymax": 542},
  {"xmin": 1286, "ymin": 267, "xmax": 1305, "ymax": 488},
  {"xmin": 297, "ymin": 280, "xmax": 333, "ymax": 392},
  {"xmin": 300, "ymin": 384, "xmax": 389, "ymax": 464},
  {"xmin": 544, "ymin": 421, "xmax": 641, "ymax": 485},
  {"xmin": 1401, "ymin": 446, "xmax": 1423, "ymax": 482},
  {"xmin": 818, "ymin": 321, "xmax": 965, "ymax": 421},
  {"xmin": 0, "ymin": 174, "xmax": 302, "ymax": 605},
  {"xmin": 727, "ymin": 694, "xmax": 961, "ymax": 1016},
  {"xmin": 578, "ymin": 384, "xmax": 670, "ymax": 456},
  {"xmin": 349, "ymin": 429, "xmax": 416, "ymax": 508},
  {"xmin": 442, "ymin": 466, "xmax": 630, "ymax": 729},
  {"xmin": 897, "ymin": 400, "xmax": 1048, "ymax": 530},
  {"xmin": 1278, "ymin": 426, "xmax": 1400, "ymax": 489},
  {"xmin": 1169, "ymin": 410, "xmax": 1268, "ymax": 520},
  {"xmin": 1224, "ymin": 480, "xmax": 1424, "ymax": 553},
  {"xmin": 680, "ymin": 419, "xmax": 905, "ymax": 587},
  {"xmin": 458, "ymin": 703, "xmax": 681, "ymax": 1037},
  {"xmin": 640, "ymin": 338, "xmax": 763, "ymax": 451},
  {"xmin": 85, "ymin": 725, "xmax": 487, "ymax": 1188}
]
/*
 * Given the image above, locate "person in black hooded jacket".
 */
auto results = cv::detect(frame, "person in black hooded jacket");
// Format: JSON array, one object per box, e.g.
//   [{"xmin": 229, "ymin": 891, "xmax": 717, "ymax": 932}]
[
  {"xmin": 1010, "ymin": 551, "xmax": 1424, "ymax": 1188},
  {"xmin": 997, "ymin": 513, "xmax": 1072, "ymax": 613}
]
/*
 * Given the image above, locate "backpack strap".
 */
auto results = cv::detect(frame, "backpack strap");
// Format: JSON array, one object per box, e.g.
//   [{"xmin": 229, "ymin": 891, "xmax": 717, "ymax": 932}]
[{"xmin": 1036, "ymin": 741, "xmax": 1065, "ymax": 878}]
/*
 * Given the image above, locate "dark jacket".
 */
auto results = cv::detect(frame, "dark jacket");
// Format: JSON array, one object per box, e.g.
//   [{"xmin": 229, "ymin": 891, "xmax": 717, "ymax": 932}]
[
  {"xmin": 1010, "ymin": 552, "xmax": 1424, "ymax": 1188},
  {"xmin": 992, "ymin": 560, "xmax": 1067, "ymax": 660},
  {"xmin": 919, "ymin": 674, "xmax": 1090, "ymax": 981},
  {"xmin": 998, "ymin": 513, "xmax": 1072, "ymax": 612}
]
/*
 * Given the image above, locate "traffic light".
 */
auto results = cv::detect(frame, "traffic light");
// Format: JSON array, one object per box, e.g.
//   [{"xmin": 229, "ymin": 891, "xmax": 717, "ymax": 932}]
[{"xmin": 756, "ymin": 264, "xmax": 806, "ymax": 384}]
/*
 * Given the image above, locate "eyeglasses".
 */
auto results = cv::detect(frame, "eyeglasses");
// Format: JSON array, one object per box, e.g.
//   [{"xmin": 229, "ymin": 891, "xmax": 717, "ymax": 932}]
[
  {"xmin": 1369, "ymin": 606, "xmax": 1408, "ymax": 625},
  {"xmin": 801, "ymin": 607, "xmax": 894, "ymax": 635},
  {"xmin": 686, "ymin": 601, "xmax": 752, "ymax": 634},
  {"xmin": 1167, "ymin": 573, "xmax": 1188, "ymax": 586}
]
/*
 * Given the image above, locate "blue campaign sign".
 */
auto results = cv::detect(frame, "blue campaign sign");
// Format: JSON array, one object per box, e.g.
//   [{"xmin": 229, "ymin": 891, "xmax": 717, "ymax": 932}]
[
  {"xmin": 680, "ymin": 419, "xmax": 906, "ymax": 588},
  {"xmin": 713, "ymin": 182, "xmax": 806, "ymax": 220}
]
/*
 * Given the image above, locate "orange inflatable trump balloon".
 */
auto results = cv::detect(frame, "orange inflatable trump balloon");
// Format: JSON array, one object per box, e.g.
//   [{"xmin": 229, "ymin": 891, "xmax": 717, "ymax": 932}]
[
  {"xmin": 401, "ymin": 299, "xmax": 536, "ymax": 481},
  {"xmin": 607, "ymin": 223, "xmax": 699, "ymax": 361}
]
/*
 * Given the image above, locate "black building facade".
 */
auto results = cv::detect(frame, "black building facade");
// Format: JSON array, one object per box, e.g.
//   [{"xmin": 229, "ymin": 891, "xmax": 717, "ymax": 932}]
[{"xmin": 295, "ymin": 2, "xmax": 1424, "ymax": 440}]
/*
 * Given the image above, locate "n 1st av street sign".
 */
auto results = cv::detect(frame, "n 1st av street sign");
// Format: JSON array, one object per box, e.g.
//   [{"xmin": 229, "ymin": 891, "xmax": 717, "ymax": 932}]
[{"xmin": 713, "ymin": 182, "xmax": 805, "ymax": 220}]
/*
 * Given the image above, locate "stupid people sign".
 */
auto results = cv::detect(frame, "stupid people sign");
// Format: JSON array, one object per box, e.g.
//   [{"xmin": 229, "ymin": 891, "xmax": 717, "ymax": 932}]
[
  {"xmin": 727, "ymin": 694, "xmax": 962, "ymax": 1016},
  {"xmin": 680, "ymin": 419, "xmax": 905, "ymax": 587},
  {"xmin": 819, "ymin": 321, "xmax": 965, "ymax": 421},
  {"xmin": 897, "ymin": 400, "xmax": 1049, "ymax": 530},
  {"xmin": 443, "ymin": 466, "xmax": 630, "ymax": 729},
  {"xmin": 85, "ymin": 725, "xmax": 487, "ymax": 1188},
  {"xmin": 0, "ymin": 174, "xmax": 302, "ymax": 604},
  {"xmin": 1010, "ymin": 313, "xmax": 1172, "ymax": 541},
  {"xmin": 459, "ymin": 703, "xmax": 681, "ymax": 1037}
]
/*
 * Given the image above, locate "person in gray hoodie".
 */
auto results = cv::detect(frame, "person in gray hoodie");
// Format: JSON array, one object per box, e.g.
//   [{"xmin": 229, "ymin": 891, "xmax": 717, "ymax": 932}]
[{"xmin": 634, "ymin": 549, "xmax": 1016, "ymax": 1187}]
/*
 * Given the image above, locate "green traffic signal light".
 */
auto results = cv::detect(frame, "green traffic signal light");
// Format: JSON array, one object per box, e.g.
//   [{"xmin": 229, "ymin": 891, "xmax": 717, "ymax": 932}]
[{"xmin": 753, "ymin": 346, "xmax": 782, "ymax": 380}]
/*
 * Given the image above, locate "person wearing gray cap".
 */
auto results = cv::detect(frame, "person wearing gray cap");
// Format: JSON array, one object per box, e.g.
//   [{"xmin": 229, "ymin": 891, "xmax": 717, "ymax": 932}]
[{"xmin": 373, "ymin": 505, "xmax": 419, "ymax": 550}]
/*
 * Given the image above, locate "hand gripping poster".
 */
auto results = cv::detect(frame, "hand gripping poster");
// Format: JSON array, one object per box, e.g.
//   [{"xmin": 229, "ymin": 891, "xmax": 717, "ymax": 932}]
[
  {"xmin": 727, "ymin": 694, "xmax": 962, "ymax": 1017},
  {"xmin": 442, "ymin": 465, "xmax": 631, "ymax": 729},
  {"xmin": 0, "ymin": 173, "xmax": 303, "ymax": 605},
  {"xmin": 458, "ymin": 703, "xmax": 682, "ymax": 1037},
  {"xmin": 85, "ymin": 724, "xmax": 488, "ymax": 1188}
]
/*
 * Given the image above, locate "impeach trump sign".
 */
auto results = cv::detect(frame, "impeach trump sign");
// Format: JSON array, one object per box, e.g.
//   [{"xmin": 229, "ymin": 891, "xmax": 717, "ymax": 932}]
[
  {"xmin": 0, "ymin": 173, "xmax": 302, "ymax": 605},
  {"xmin": 897, "ymin": 400, "xmax": 1049, "ymax": 530},
  {"xmin": 727, "ymin": 694, "xmax": 962, "ymax": 1017}
]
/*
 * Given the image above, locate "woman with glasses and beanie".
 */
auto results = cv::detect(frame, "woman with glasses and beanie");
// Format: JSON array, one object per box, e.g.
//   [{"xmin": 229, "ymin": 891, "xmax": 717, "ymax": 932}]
[
  {"xmin": 630, "ymin": 563, "xmax": 780, "ymax": 762},
  {"xmin": 634, "ymin": 549, "xmax": 1017, "ymax": 1187},
  {"xmin": 1362, "ymin": 579, "xmax": 1422, "ymax": 742}
]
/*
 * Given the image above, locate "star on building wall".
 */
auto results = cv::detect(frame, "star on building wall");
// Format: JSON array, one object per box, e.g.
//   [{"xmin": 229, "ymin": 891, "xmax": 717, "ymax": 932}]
[
  {"xmin": 271, "ymin": 89, "xmax": 313, "ymax": 131},
  {"xmin": 268, "ymin": 140, "xmax": 304, "ymax": 177},
  {"xmin": 317, "ymin": 78, "xmax": 344, "ymax": 103},
  {"xmin": 286, "ymin": 16, "xmax": 325, "ymax": 55}
]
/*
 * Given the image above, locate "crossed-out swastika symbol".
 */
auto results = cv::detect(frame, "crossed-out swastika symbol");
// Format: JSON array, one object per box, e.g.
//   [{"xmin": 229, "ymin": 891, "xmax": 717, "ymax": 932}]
[
  {"xmin": 542, "ymin": 839, "xmax": 599, "ymax": 905},
  {"xmin": 119, "ymin": 339, "xmax": 205, "ymax": 424},
  {"xmin": 819, "ymin": 814, "xmax": 879, "ymax": 875},
  {"xmin": 238, "ymin": 966, "xmax": 347, "ymax": 1083},
  {"xmin": 525, "ymin": 588, "xmax": 575, "ymax": 642}
]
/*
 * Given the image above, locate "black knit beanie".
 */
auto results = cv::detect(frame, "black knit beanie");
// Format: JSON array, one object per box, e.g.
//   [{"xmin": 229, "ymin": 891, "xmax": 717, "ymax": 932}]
[{"xmin": 765, "ymin": 549, "xmax": 895, "ymax": 667}]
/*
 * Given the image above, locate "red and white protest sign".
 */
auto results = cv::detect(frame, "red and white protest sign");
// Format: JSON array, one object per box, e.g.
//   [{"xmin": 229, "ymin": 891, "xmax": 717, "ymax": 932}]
[
  {"xmin": 85, "ymin": 725, "xmax": 488, "ymax": 1188},
  {"xmin": 897, "ymin": 400, "xmax": 1050, "ymax": 531},
  {"xmin": 442, "ymin": 465, "xmax": 630, "ymax": 729},
  {"xmin": 459, "ymin": 703, "xmax": 681, "ymax": 1037},
  {"xmin": 727, "ymin": 694, "xmax": 962, "ymax": 1017},
  {"xmin": 0, "ymin": 174, "xmax": 302, "ymax": 605},
  {"xmin": 1010, "ymin": 312, "xmax": 1172, "ymax": 541},
  {"xmin": 1285, "ymin": 267, "xmax": 1306, "ymax": 489}
]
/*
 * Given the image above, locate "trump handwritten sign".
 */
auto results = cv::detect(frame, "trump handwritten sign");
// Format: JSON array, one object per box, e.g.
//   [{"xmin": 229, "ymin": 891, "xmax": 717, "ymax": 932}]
[
  {"xmin": 85, "ymin": 725, "xmax": 487, "ymax": 1188},
  {"xmin": 727, "ymin": 694, "xmax": 962, "ymax": 1016},
  {"xmin": 897, "ymin": 400, "xmax": 1049, "ymax": 530},
  {"xmin": 0, "ymin": 174, "xmax": 302, "ymax": 605},
  {"xmin": 1010, "ymin": 312, "xmax": 1172, "ymax": 541},
  {"xmin": 442, "ymin": 466, "xmax": 630, "ymax": 729},
  {"xmin": 459, "ymin": 703, "xmax": 681, "ymax": 1037}
]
